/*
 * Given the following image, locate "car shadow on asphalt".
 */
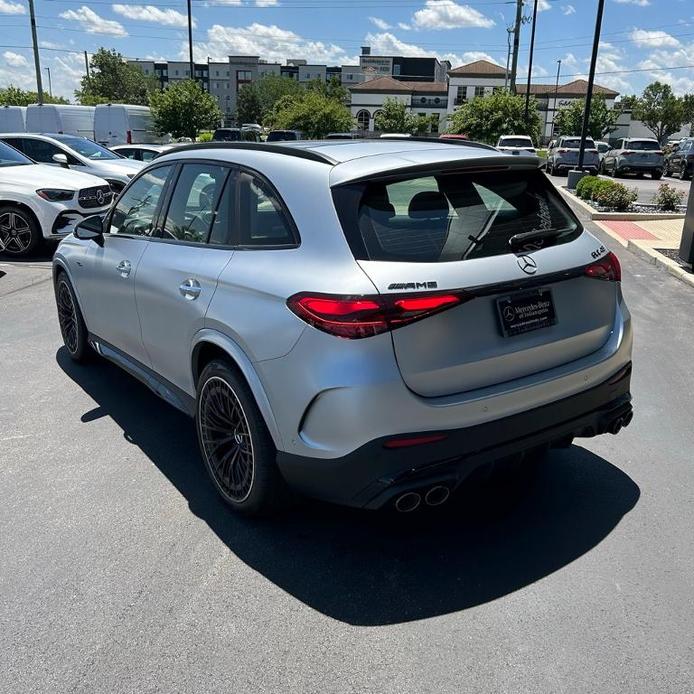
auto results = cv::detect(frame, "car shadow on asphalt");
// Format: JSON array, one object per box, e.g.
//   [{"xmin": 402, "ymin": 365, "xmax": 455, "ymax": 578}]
[{"xmin": 57, "ymin": 347, "xmax": 641, "ymax": 626}]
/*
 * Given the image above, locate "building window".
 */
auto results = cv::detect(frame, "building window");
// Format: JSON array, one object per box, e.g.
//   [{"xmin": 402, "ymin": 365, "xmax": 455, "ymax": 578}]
[
  {"xmin": 237, "ymin": 70, "xmax": 252, "ymax": 92},
  {"xmin": 393, "ymin": 64, "xmax": 401, "ymax": 76},
  {"xmin": 474, "ymin": 86, "xmax": 485, "ymax": 98},
  {"xmin": 185, "ymin": 70, "xmax": 190, "ymax": 77},
  {"xmin": 455, "ymin": 86, "xmax": 467, "ymax": 105},
  {"xmin": 356, "ymin": 110, "xmax": 370, "ymax": 130},
  {"xmin": 174, "ymin": 70, "xmax": 179, "ymax": 76}
]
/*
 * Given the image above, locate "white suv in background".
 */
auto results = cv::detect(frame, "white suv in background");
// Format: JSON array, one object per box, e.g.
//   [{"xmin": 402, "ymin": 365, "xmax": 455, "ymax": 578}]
[
  {"xmin": 0, "ymin": 133, "xmax": 143, "ymax": 195},
  {"xmin": 0, "ymin": 140, "xmax": 112, "ymax": 257},
  {"xmin": 496, "ymin": 135, "xmax": 536, "ymax": 155}
]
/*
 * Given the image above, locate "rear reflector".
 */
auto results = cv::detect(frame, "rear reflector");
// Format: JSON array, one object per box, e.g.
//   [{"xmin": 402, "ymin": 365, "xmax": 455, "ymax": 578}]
[
  {"xmin": 585, "ymin": 252, "xmax": 621, "ymax": 282},
  {"xmin": 384, "ymin": 433, "xmax": 448, "ymax": 449},
  {"xmin": 287, "ymin": 291, "xmax": 469, "ymax": 339}
]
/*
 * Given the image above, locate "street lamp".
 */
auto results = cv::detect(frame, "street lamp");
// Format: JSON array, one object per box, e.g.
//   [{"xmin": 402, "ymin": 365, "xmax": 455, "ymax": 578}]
[
  {"xmin": 523, "ymin": 0, "xmax": 539, "ymax": 123},
  {"xmin": 44, "ymin": 66, "xmax": 52, "ymax": 98},
  {"xmin": 551, "ymin": 59, "xmax": 562, "ymax": 138}
]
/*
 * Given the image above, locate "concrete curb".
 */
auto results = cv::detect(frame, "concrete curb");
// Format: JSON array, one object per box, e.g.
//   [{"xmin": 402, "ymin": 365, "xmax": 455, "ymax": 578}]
[
  {"xmin": 625, "ymin": 241, "xmax": 694, "ymax": 289},
  {"xmin": 556, "ymin": 186, "xmax": 686, "ymax": 221}
]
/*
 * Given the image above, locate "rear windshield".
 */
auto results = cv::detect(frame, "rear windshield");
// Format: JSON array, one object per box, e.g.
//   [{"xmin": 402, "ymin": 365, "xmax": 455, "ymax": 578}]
[
  {"xmin": 562, "ymin": 138, "xmax": 595, "ymax": 149},
  {"xmin": 628, "ymin": 140, "xmax": 660, "ymax": 151},
  {"xmin": 499, "ymin": 137, "xmax": 533, "ymax": 147},
  {"xmin": 213, "ymin": 129, "xmax": 241, "ymax": 141},
  {"xmin": 267, "ymin": 131, "xmax": 298, "ymax": 141},
  {"xmin": 596, "ymin": 143, "xmax": 610, "ymax": 153},
  {"xmin": 334, "ymin": 169, "xmax": 580, "ymax": 263}
]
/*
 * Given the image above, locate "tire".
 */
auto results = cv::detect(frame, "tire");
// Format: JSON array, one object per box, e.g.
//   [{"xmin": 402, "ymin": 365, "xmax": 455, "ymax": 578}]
[
  {"xmin": 196, "ymin": 359, "xmax": 287, "ymax": 516},
  {"xmin": 55, "ymin": 272, "xmax": 91, "ymax": 363},
  {"xmin": 0, "ymin": 205, "xmax": 41, "ymax": 257},
  {"xmin": 651, "ymin": 171, "xmax": 662, "ymax": 180},
  {"xmin": 681, "ymin": 164, "xmax": 691, "ymax": 181}
]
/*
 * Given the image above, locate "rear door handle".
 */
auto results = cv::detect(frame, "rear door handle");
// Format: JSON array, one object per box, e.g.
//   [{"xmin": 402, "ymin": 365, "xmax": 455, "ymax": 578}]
[
  {"xmin": 179, "ymin": 278, "xmax": 201, "ymax": 300},
  {"xmin": 116, "ymin": 260, "xmax": 131, "ymax": 278}
]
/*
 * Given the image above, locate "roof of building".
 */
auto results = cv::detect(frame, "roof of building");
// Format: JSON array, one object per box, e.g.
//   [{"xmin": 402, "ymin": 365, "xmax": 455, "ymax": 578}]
[
  {"xmin": 448, "ymin": 59, "xmax": 507, "ymax": 76},
  {"xmin": 350, "ymin": 76, "xmax": 447, "ymax": 94},
  {"xmin": 517, "ymin": 79, "xmax": 619, "ymax": 97}
]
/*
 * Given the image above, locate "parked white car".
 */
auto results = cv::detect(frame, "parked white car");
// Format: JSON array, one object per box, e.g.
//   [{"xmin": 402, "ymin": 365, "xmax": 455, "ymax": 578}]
[
  {"xmin": 496, "ymin": 135, "xmax": 536, "ymax": 155},
  {"xmin": 110, "ymin": 143, "xmax": 177, "ymax": 162},
  {"xmin": 0, "ymin": 139, "xmax": 112, "ymax": 257},
  {"xmin": 0, "ymin": 133, "xmax": 143, "ymax": 194}
]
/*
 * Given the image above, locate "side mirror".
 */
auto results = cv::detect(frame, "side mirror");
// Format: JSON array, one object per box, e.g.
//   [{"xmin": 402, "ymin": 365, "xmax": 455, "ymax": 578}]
[
  {"xmin": 52, "ymin": 153, "xmax": 69, "ymax": 168},
  {"xmin": 74, "ymin": 215, "xmax": 105, "ymax": 245}
]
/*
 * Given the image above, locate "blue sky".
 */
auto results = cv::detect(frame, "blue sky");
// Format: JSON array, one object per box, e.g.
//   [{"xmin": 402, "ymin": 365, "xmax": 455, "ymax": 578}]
[{"xmin": 1, "ymin": 0, "xmax": 693, "ymax": 100}]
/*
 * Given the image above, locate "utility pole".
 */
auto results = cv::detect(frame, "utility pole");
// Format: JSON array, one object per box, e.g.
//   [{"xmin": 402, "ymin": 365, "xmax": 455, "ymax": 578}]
[
  {"xmin": 509, "ymin": 0, "xmax": 523, "ymax": 94},
  {"xmin": 27, "ymin": 0, "xmax": 43, "ymax": 104},
  {"xmin": 523, "ymin": 0, "xmax": 539, "ymax": 123},
  {"xmin": 576, "ymin": 0, "xmax": 605, "ymax": 173},
  {"xmin": 84, "ymin": 51, "xmax": 91, "ymax": 80},
  {"xmin": 187, "ymin": 0, "xmax": 194, "ymax": 81},
  {"xmin": 549, "ymin": 58, "xmax": 561, "ymax": 139},
  {"xmin": 504, "ymin": 25, "xmax": 514, "ymax": 90},
  {"xmin": 44, "ymin": 67, "xmax": 52, "ymax": 97}
]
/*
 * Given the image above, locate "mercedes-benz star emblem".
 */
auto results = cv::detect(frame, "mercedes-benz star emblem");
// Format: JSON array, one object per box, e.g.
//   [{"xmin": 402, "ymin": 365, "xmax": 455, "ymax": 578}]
[
  {"xmin": 517, "ymin": 255, "xmax": 537, "ymax": 275},
  {"xmin": 96, "ymin": 190, "xmax": 105, "ymax": 205}
]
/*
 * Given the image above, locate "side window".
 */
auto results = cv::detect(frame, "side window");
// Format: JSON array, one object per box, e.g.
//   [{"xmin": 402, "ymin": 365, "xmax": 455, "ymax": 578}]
[
  {"xmin": 109, "ymin": 165, "xmax": 173, "ymax": 236},
  {"xmin": 118, "ymin": 148, "xmax": 137, "ymax": 159},
  {"xmin": 237, "ymin": 172, "xmax": 296, "ymax": 247},
  {"xmin": 161, "ymin": 163, "xmax": 228, "ymax": 244},
  {"xmin": 2, "ymin": 137, "xmax": 23, "ymax": 152},
  {"xmin": 22, "ymin": 139, "xmax": 79, "ymax": 165},
  {"xmin": 208, "ymin": 171, "xmax": 236, "ymax": 246},
  {"xmin": 140, "ymin": 150, "xmax": 158, "ymax": 162}
]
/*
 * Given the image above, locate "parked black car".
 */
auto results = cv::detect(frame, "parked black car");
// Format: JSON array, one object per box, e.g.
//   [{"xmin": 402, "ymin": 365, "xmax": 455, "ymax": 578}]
[
  {"xmin": 212, "ymin": 128, "xmax": 261, "ymax": 143},
  {"xmin": 664, "ymin": 138, "xmax": 693, "ymax": 180}
]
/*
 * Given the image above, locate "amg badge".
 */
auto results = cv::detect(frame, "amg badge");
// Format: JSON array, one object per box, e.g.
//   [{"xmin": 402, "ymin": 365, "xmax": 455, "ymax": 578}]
[{"xmin": 387, "ymin": 281, "xmax": 438, "ymax": 291}]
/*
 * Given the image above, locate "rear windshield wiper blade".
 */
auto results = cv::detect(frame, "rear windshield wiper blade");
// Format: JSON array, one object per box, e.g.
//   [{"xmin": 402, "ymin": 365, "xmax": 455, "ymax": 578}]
[{"xmin": 509, "ymin": 228, "xmax": 563, "ymax": 250}]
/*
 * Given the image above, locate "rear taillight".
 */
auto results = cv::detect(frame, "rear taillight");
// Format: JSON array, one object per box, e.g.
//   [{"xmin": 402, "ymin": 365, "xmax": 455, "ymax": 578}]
[
  {"xmin": 585, "ymin": 252, "xmax": 621, "ymax": 282},
  {"xmin": 655, "ymin": 150, "xmax": 663, "ymax": 155},
  {"xmin": 287, "ymin": 291, "xmax": 469, "ymax": 339},
  {"xmin": 558, "ymin": 148, "xmax": 569, "ymax": 153}
]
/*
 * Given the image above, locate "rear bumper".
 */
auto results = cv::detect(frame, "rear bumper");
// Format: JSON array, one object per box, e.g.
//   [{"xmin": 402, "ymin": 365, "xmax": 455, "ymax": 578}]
[
  {"xmin": 617, "ymin": 163, "xmax": 662, "ymax": 173},
  {"xmin": 277, "ymin": 363, "xmax": 633, "ymax": 509}
]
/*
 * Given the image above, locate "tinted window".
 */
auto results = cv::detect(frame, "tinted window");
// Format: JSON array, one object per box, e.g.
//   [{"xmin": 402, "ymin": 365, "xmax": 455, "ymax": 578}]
[
  {"xmin": 208, "ymin": 172, "xmax": 236, "ymax": 246},
  {"xmin": 117, "ymin": 148, "xmax": 138, "ymax": 159},
  {"xmin": 238, "ymin": 172, "xmax": 296, "ymax": 247},
  {"xmin": 109, "ymin": 166, "xmax": 172, "ymax": 236},
  {"xmin": 337, "ymin": 169, "xmax": 579, "ymax": 263},
  {"xmin": 499, "ymin": 137, "xmax": 533, "ymax": 147},
  {"xmin": 140, "ymin": 149, "xmax": 158, "ymax": 162},
  {"xmin": 213, "ymin": 129, "xmax": 241, "ymax": 142},
  {"xmin": 20, "ymin": 138, "xmax": 79, "ymax": 165},
  {"xmin": 628, "ymin": 140, "xmax": 660, "ymax": 151},
  {"xmin": 162, "ymin": 164, "xmax": 228, "ymax": 244},
  {"xmin": 0, "ymin": 140, "xmax": 32, "ymax": 167},
  {"xmin": 562, "ymin": 138, "xmax": 595, "ymax": 149},
  {"xmin": 52, "ymin": 135, "xmax": 120, "ymax": 160}
]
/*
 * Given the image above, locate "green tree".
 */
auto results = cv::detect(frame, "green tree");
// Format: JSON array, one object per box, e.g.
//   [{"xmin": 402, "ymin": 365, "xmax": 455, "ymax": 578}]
[
  {"xmin": 149, "ymin": 80, "xmax": 222, "ymax": 139},
  {"xmin": 0, "ymin": 85, "xmax": 68, "ymax": 105},
  {"xmin": 307, "ymin": 76, "xmax": 349, "ymax": 104},
  {"xmin": 447, "ymin": 91, "xmax": 542, "ymax": 144},
  {"xmin": 682, "ymin": 94, "xmax": 694, "ymax": 136},
  {"xmin": 632, "ymin": 81, "xmax": 685, "ymax": 145},
  {"xmin": 265, "ymin": 91, "xmax": 353, "ymax": 138},
  {"xmin": 373, "ymin": 97, "xmax": 431, "ymax": 134},
  {"xmin": 554, "ymin": 95, "xmax": 620, "ymax": 140},
  {"xmin": 76, "ymin": 48, "xmax": 158, "ymax": 105},
  {"xmin": 236, "ymin": 83, "xmax": 263, "ymax": 125},
  {"xmin": 618, "ymin": 94, "xmax": 639, "ymax": 111}
]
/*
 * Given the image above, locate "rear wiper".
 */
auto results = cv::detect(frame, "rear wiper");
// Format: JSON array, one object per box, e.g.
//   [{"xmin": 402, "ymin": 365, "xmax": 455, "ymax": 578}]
[{"xmin": 509, "ymin": 228, "xmax": 563, "ymax": 250}]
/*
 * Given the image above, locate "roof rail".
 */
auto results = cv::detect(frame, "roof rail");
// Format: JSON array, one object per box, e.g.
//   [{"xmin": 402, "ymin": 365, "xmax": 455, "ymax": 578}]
[
  {"xmin": 381, "ymin": 135, "xmax": 498, "ymax": 152},
  {"xmin": 169, "ymin": 141, "xmax": 338, "ymax": 165}
]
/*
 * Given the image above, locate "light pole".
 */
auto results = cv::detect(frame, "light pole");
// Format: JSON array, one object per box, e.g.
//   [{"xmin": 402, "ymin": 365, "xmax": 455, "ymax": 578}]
[
  {"xmin": 509, "ymin": 0, "xmax": 523, "ymax": 93},
  {"xmin": 575, "ymin": 0, "xmax": 606, "ymax": 176},
  {"xmin": 551, "ymin": 59, "xmax": 562, "ymax": 138},
  {"xmin": 187, "ymin": 0, "xmax": 194, "ymax": 81},
  {"xmin": 523, "ymin": 0, "xmax": 539, "ymax": 123},
  {"xmin": 27, "ymin": 0, "xmax": 43, "ymax": 104},
  {"xmin": 44, "ymin": 67, "xmax": 52, "ymax": 97}
]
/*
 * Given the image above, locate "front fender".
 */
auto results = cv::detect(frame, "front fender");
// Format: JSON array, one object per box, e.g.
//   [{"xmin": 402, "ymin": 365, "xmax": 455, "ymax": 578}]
[{"xmin": 191, "ymin": 328, "xmax": 284, "ymax": 449}]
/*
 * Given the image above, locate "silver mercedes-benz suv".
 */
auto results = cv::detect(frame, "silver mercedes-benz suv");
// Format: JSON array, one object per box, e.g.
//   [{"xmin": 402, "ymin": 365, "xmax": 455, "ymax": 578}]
[{"xmin": 53, "ymin": 139, "xmax": 633, "ymax": 515}]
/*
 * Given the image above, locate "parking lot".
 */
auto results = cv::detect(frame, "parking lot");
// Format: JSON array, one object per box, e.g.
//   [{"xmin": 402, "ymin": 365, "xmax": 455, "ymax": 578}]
[
  {"xmin": 545, "ymin": 170, "xmax": 691, "ymax": 203},
  {"xmin": 2, "ymin": 207, "xmax": 694, "ymax": 692}
]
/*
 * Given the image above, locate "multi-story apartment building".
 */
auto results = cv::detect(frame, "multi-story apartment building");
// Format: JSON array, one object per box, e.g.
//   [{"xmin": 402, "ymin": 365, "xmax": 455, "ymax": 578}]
[{"xmin": 359, "ymin": 46, "xmax": 449, "ymax": 83}]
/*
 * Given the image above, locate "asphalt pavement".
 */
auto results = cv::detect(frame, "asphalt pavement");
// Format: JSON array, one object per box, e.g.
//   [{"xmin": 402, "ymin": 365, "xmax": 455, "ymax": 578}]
[
  {"xmin": 1, "ymin": 216, "xmax": 694, "ymax": 692},
  {"xmin": 545, "ymin": 170, "xmax": 691, "ymax": 203}
]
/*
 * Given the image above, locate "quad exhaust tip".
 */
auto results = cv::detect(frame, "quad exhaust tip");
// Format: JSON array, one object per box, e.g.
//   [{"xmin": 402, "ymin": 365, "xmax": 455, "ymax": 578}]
[
  {"xmin": 424, "ymin": 485, "xmax": 450, "ymax": 507},
  {"xmin": 394, "ymin": 492, "xmax": 421, "ymax": 513}
]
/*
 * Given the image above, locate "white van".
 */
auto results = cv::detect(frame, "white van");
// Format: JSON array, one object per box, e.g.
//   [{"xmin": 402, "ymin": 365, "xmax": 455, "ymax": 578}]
[
  {"xmin": 26, "ymin": 104, "xmax": 95, "ymax": 138},
  {"xmin": 94, "ymin": 104, "xmax": 166, "ymax": 146},
  {"xmin": 0, "ymin": 105, "xmax": 26, "ymax": 133}
]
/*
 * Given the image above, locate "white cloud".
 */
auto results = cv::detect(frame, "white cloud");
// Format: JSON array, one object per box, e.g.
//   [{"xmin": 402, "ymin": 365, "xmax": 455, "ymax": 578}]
[
  {"xmin": 637, "ymin": 42, "xmax": 694, "ymax": 95},
  {"xmin": 630, "ymin": 29, "xmax": 681, "ymax": 48},
  {"xmin": 59, "ymin": 6, "xmax": 127, "ymax": 37},
  {"xmin": 0, "ymin": 0, "xmax": 25, "ymax": 14},
  {"xmin": 255, "ymin": 0, "xmax": 278, "ymax": 5},
  {"xmin": 613, "ymin": 0, "xmax": 649, "ymax": 5},
  {"xmin": 112, "ymin": 4, "xmax": 194, "ymax": 28},
  {"xmin": 3, "ymin": 50, "xmax": 28, "ymax": 67},
  {"xmin": 189, "ymin": 23, "xmax": 357, "ymax": 65},
  {"xmin": 537, "ymin": 0, "xmax": 552, "ymax": 11},
  {"xmin": 0, "ymin": 50, "xmax": 84, "ymax": 101},
  {"xmin": 562, "ymin": 4, "xmax": 576, "ymax": 16},
  {"xmin": 398, "ymin": 22, "xmax": 412, "ymax": 31},
  {"xmin": 369, "ymin": 17, "xmax": 392, "ymax": 30},
  {"xmin": 460, "ymin": 50, "xmax": 499, "ymax": 64},
  {"xmin": 412, "ymin": 1, "xmax": 495, "ymax": 30}
]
